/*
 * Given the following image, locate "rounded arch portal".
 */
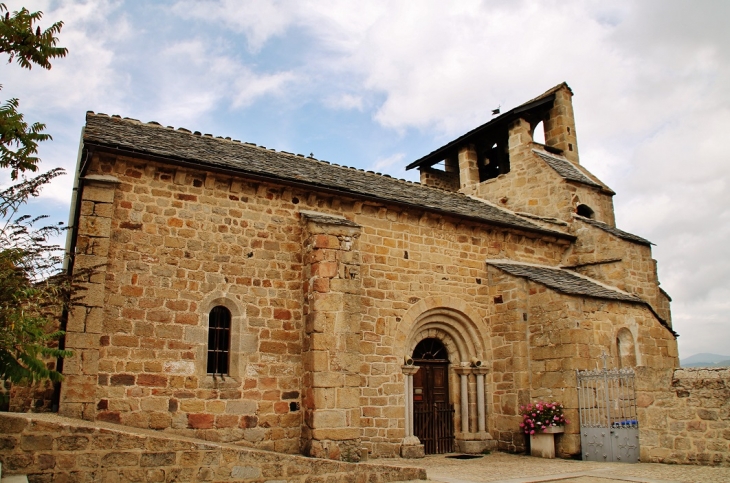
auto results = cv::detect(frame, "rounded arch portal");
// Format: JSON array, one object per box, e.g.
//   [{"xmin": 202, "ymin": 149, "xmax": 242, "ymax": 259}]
[
  {"xmin": 399, "ymin": 296, "xmax": 487, "ymax": 364},
  {"xmin": 398, "ymin": 298, "xmax": 490, "ymax": 455}
]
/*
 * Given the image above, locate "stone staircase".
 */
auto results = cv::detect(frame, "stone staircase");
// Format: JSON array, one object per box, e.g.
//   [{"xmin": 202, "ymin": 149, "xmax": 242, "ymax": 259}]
[{"xmin": 0, "ymin": 413, "xmax": 425, "ymax": 482}]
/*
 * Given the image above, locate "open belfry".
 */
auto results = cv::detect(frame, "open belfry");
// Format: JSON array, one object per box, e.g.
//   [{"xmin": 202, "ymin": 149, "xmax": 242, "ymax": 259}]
[{"xmin": 45, "ymin": 83, "xmax": 679, "ymax": 461}]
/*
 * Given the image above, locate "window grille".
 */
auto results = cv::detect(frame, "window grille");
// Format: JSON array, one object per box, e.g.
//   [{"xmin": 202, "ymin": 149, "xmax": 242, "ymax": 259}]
[{"xmin": 207, "ymin": 306, "xmax": 231, "ymax": 375}]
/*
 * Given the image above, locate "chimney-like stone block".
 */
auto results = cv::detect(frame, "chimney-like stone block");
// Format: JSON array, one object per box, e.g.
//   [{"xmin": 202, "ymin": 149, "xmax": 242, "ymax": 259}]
[{"xmin": 544, "ymin": 86, "xmax": 580, "ymax": 165}]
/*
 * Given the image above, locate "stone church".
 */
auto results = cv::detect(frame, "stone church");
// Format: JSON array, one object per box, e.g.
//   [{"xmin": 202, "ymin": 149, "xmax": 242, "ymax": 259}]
[{"xmin": 50, "ymin": 83, "xmax": 678, "ymax": 461}]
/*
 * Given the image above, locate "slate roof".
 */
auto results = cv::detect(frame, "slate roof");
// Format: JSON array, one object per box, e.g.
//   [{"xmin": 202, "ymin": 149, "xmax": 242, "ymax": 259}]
[
  {"xmin": 487, "ymin": 260, "xmax": 643, "ymax": 303},
  {"xmin": 487, "ymin": 260, "xmax": 677, "ymax": 336},
  {"xmin": 575, "ymin": 216, "xmax": 652, "ymax": 246},
  {"xmin": 533, "ymin": 150, "xmax": 603, "ymax": 189},
  {"xmin": 406, "ymin": 83, "xmax": 570, "ymax": 171},
  {"xmin": 82, "ymin": 113, "xmax": 572, "ymax": 239}
]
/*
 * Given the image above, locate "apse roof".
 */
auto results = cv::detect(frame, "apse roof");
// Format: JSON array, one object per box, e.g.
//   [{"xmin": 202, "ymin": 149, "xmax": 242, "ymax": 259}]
[
  {"xmin": 575, "ymin": 216, "xmax": 652, "ymax": 246},
  {"xmin": 486, "ymin": 260, "xmax": 676, "ymax": 336}
]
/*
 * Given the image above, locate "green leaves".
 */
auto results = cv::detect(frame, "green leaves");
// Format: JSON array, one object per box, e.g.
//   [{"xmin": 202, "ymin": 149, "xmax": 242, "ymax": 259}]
[
  {"xmin": 0, "ymin": 3, "xmax": 70, "ymax": 387},
  {"xmin": 0, "ymin": 2, "xmax": 67, "ymax": 179},
  {"xmin": 0, "ymin": 94, "xmax": 53, "ymax": 180},
  {"xmin": 0, "ymin": 3, "xmax": 67, "ymax": 70},
  {"xmin": 0, "ymin": 171, "xmax": 70, "ymax": 385}
]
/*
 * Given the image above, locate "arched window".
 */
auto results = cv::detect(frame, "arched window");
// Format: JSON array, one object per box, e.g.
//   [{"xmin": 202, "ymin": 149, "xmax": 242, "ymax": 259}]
[
  {"xmin": 576, "ymin": 204, "xmax": 594, "ymax": 219},
  {"xmin": 532, "ymin": 121, "xmax": 545, "ymax": 144},
  {"xmin": 412, "ymin": 338, "xmax": 449, "ymax": 362},
  {"xmin": 617, "ymin": 328, "xmax": 637, "ymax": 368},
  {"xmin": 207, "ymin": 306, "xmax": 231, "ymax": 375}
]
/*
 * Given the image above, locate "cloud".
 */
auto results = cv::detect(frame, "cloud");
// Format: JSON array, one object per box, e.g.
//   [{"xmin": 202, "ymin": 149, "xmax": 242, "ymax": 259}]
[
  {"xmin": 172, "ymin": 0, "xmax": 297, "ymax": 53},
  {"xmin": 370, "ymin": 153, "xmax": 405, "ymax": 173},
  {"xmin": 3, "ymin": 0, "xmax": 728, "ymax": 356},
  {"xmin": 323, "ymin": 93, "xmax": 364, "ymax": 111},
  {"xmin": 2, "ymin": 0, "xmax": 127, "ymax": 112},
  {"xmin": 142, "ymin": 39, "xmax": 297, "ymax": 125}
]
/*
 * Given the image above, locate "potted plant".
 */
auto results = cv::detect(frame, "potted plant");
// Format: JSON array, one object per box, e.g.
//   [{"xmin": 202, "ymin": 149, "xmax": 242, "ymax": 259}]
[{"xmin": 519, "ymin": 401, "xmax": 569, "ymax": 458}]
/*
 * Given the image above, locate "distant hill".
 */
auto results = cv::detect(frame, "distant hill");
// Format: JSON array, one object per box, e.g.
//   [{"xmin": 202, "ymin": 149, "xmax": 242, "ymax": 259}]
[{"xmin": 680, "ymin": 353, "xmax": 730, "ymax": 368}]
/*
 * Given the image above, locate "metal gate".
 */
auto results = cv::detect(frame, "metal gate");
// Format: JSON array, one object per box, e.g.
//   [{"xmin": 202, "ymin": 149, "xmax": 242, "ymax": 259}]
[
  {"xmin": 577, "ymin": 366, "xmax": 639, "ymax": 463},
  {"xmin": 414, "ymin": 401, "xmax": 455, "ymax": 454}
]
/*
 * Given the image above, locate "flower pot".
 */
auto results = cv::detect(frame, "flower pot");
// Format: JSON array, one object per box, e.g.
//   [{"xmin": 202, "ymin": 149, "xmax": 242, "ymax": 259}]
[{"xmin": 529, "ymin": 426, "xmax": 564, "ymax": 458}]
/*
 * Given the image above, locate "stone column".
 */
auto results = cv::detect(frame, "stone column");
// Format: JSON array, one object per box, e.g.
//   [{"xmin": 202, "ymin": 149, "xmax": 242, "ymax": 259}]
[
  {"xmin": 400, "ymin": 365, "xmax": 424, "ymax": 458},
  {"xmin": 454, "ymin": 366, "xmax": 471, "ymax": 434},
  {"xmin": 300, "ymin": 210, "xmax": 363, "ymax": 462},
  {"xmin": 59, "ymin": 174, "xmax": 120, "ymax": 420},
  {"xmin": 455, "ymin": 365, "xmax": 494, "ymax": 454},
  {"xmin": 474, "ymin": 366, "xmax": 489, "ymax": 434},
  {"xmin": 458, "ymin": 144, "xmax": 479, "ymax": 193}
]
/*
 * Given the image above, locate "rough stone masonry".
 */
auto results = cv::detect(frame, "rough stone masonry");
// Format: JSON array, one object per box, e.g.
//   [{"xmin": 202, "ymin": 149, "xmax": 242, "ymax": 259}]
[{"xmin": 7, "ymin": 83, "xmax": 721, "ymax": 469}]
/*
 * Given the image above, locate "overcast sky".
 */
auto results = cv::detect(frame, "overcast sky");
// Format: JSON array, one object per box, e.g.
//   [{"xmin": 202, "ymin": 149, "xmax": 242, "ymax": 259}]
[{"xmin": 2, "ymin": 0, "xmax": 728, "ymax": 359}]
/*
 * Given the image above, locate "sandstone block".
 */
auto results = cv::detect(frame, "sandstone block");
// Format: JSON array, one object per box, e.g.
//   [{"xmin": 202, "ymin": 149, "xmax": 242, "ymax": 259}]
[{"xmin": 311, "ymin": 410, "xmax": 346, "ymax": 429}]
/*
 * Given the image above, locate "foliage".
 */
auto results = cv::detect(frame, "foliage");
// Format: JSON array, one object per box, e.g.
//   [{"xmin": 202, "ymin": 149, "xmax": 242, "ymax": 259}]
[
  {"xmin": 519, "ymin": 401, "xmax": 569, "ymax": 435},
  {"xmin": 0, "ymin": 2, "xmax": 70, "ymax": 388},
  {"xmin": 0, "ymin": 169, "xmax": 71, "ymax": 385},
  {"xmin": 0, "ymin": 2, "xmax": 67, "ymax": 179}
]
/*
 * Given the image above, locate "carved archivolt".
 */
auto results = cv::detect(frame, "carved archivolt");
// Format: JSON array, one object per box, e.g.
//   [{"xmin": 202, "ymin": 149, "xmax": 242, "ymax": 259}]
[{"xmin": 398, "ymin": 296, "xmax": 487, "ymax": 364}]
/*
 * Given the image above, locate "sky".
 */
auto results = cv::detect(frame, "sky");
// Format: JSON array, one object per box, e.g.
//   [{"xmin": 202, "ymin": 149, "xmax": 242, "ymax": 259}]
[{"xmin": 2, "ymin": 0, "xmax": 728, "ymax": 359}]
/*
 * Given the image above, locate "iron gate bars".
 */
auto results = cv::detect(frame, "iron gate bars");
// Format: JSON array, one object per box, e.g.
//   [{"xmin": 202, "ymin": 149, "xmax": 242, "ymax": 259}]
[
  {"xmin": 414, "ymin": 401, "xmax": 455, "ymax": 454},
  {"xmin": 577, "ymin": 365, "xmax": 639, "ymax": 463}
]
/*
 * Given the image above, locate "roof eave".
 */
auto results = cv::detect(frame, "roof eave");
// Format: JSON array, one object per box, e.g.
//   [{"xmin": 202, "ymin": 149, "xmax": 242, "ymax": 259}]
[{"xmin": 405, "ymin": 94, "xmax": 556, "ymax": 171}]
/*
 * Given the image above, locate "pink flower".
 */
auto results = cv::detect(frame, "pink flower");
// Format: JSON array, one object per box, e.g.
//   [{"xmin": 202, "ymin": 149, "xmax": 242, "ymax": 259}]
[{"xmin": 530, "ymin": 430, "xmax": 535, "ymax": 435}]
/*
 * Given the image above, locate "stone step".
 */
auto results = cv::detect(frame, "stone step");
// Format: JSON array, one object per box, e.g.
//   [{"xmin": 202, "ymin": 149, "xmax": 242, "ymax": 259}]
[
  {"xmin": 1, "ymin": 476, "xmax": 29, "ymax": 483},
  {"xmin": 1, "ymin": 462, "xmax": 29, "ymax": 483}
]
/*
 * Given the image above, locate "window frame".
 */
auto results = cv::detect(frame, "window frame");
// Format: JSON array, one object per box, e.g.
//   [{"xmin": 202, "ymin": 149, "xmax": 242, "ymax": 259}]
[{"xmin": 207, "ymin": 305, "xmax": 232, "ymax": 376}]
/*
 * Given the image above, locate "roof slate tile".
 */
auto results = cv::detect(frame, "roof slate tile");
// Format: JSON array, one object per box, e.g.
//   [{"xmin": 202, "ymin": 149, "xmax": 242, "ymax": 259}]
[
  {"xmin": 533, "ymin": 150, "xmax": 603, "ymax": 188},
  {"xmin": 83, "ymin": 113, "xmax": 571, "ymax": 239},
  {"xmin": 487, "ymin": 260, "xmax": 642, "ymax": 303}
]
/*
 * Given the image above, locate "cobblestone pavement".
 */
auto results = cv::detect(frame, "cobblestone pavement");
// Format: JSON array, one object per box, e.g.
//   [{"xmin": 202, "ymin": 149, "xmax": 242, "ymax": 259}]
[{"xmin": 383, "ymin": 452, "xmax": 730, "ymax": 483}]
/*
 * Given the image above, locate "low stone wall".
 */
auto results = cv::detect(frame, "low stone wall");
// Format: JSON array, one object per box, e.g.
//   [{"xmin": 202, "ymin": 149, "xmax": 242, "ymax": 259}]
[
  {"xmin": 639, "ymin": 367, "xmax": 730, "ymax": 466},
  {"xmin": 0, "ymin": 413, "xmax": 425, "ymax": 482}
]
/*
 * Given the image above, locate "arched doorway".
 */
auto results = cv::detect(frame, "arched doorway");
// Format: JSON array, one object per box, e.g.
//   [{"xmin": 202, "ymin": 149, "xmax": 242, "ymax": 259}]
[{"xmin": 412, "ymin": 338, "xmax": 454, "ymax": 454}]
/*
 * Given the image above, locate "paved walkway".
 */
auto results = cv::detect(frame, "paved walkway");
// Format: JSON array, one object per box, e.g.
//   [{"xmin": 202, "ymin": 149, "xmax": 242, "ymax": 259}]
[{"xmin": 382, "ymin": 452, "xmax": 730, "ymax": 483}]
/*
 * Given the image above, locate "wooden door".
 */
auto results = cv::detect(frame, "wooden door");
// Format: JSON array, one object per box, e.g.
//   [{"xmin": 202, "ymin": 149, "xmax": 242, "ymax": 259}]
[{"xmin": 412, "ymin": 339, "xmax": 454, "ymax": 454}]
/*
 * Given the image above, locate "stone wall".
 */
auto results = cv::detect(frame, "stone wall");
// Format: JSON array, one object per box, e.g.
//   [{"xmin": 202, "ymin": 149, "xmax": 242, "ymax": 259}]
[
  {"xmin": 49, "ymin": 113, "xmax": 677, "ymax": 461},
  {"xmin": 485, "ymin": 265, "xmax": 678, "ymax": 456},
  {"xmin": 0, "ymin": 413, "xmax": 425, "ymax": 482},
  {"xmin": 58, "ymin": 150, "xmax": 573, "ymax": 458},
  {"xmin": 639, "ymin": 367, "xmax": 730, "ymax": 466},
  {"xmin": 418, "ymin": 166, "xmax": 459, "ymax": 192},
  {"xmin": 564, "ymin": 219, "xmax": 670, "ymax": 325}
]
